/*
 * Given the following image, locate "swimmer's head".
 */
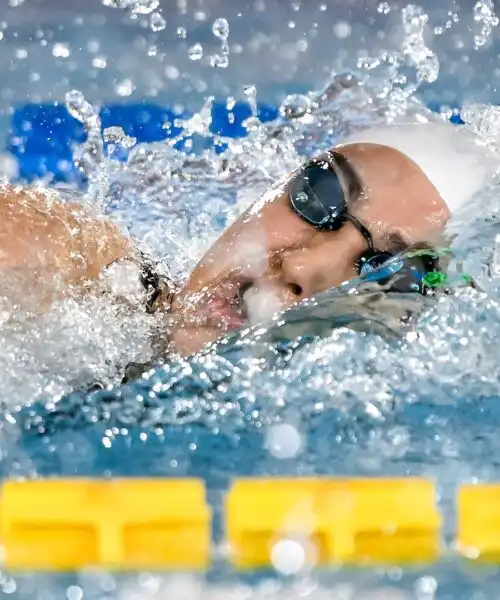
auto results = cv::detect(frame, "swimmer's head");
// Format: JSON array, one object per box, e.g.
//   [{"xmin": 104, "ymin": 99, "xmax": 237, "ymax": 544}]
[
  {"xmin": 341, "ymin": 118, "xmax": 498, "ymax": 216},
  {"xmin": 169, "ymin": 119, "xmax": 498, "ymax": 354}
]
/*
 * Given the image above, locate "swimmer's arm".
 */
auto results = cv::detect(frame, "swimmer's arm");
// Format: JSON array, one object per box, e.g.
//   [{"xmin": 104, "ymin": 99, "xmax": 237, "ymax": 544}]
[{"xmin": 0, "ymin": 184, "xmax": 132, "ymax": 289}]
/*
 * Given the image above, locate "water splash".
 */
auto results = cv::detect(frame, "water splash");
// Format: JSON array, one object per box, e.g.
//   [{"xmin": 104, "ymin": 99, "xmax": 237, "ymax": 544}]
[
  {"xmin": 102, "ymin": 0, "xmax": 159, "ymax": 15},
  {"xmin": 210, "ymin": 18, "xmax": 230, "ymax": 69},
  {"xmin": 357, "ymin": 4, "xmax": 439, "ymax": 117},
  {"xmin": 473, "ymin": 0, "xmax": 499, "ymax": 49},
  {"xmin": 102, "ymin": 0, "xmax": 166, "ymax": 33},
  {"xmin": 65, "ymin": 90, "xmax": 107, "ymax": 208}
]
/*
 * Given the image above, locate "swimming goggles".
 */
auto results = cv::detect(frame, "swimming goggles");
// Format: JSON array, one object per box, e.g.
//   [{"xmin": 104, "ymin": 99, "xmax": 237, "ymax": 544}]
[
  {"xmin": 287, "ymin": 151, "xmax": 443, "ymax": 295},
  {"xmin": 288, "ymin": 150, "xmax": 373, "ymax": 248}
]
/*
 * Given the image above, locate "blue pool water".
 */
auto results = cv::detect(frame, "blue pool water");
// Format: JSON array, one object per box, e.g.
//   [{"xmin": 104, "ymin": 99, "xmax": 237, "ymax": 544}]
[{"xmin": 3, "ymin": 0, "xmax": 500, "ymax": 598}]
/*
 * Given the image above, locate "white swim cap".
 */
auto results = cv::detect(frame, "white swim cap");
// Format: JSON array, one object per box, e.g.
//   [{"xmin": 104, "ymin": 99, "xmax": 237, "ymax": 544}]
[{"xmin": 339, "ymin": 119, "xmax": 499, "ymax": 214}]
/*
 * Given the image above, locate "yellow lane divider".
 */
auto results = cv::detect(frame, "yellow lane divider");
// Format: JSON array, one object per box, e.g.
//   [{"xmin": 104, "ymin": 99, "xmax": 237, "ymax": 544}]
[
  {"xmin": 0, "ymin": 477, "xmax": 495, "ymax": 570},
  {"xmin": 0, "ymin": 479, "xmax": 210, "ymax": 570},
  {"xmin": 457, "ymin": 483, "xmax": 500, "ymax": 561},
  {"xmin": 226, "ymin": 478, "xmax": 440, "ymax": 568}
]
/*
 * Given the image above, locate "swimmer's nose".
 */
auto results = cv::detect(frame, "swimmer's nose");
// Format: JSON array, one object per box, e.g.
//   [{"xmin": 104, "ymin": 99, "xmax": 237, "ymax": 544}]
[{"xmin": 279, "ymin": 236, "xmax": 360, "ymax": 299}]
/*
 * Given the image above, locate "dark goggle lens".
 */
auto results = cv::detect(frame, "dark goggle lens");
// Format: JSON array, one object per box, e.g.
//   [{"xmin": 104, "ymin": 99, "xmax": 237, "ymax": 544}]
[{"xmin": 289, "ymin": 162, "xmax": 346, "ymax": 230}]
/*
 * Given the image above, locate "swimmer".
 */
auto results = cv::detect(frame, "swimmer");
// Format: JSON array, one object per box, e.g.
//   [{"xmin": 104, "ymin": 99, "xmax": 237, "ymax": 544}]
[{"xmin": 0, "ymin": 117, "xmax": 497, "ymax": 355}]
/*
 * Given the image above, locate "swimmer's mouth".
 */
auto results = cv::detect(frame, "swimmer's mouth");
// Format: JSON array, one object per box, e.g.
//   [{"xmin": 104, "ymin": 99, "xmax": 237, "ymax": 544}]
[{"xmin": 195, "ymin": 277, "xmax": 253, "ymax": 331}]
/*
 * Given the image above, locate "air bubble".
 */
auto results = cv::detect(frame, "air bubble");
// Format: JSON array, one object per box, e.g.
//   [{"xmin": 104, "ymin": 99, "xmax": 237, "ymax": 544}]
[
  {"xmin": 177, "ymin": 26, "xmax": 187, "ymax": 39},
  {"xmin": 377, "ymin": 1, "xmax": 391, "ymax": 14}
]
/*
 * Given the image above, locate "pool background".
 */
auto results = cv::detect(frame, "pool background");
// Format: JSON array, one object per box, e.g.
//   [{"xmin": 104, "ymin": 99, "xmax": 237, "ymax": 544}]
[
  {"xmin": 2, "ymin": 0, "xmax": 500, "ymax": 121},
  {"xmin": 2, "ymin": 0, "xmax": 500, "ymax": 598}
]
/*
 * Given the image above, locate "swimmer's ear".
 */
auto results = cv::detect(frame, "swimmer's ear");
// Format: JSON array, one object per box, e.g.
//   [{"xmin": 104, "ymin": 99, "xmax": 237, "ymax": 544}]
[
  {"xmin": 137, "ymin": 251, "xmax": 178, "ymax": 314},
  {"xmin": 149, "ymin": 282, "xmax": 176, "ymax": 314}
]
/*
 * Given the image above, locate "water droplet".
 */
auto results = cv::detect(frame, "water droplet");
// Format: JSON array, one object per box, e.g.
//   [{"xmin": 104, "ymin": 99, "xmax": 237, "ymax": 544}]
[
  {"xmin": 212, "ymin": 17, "xmax": 229, "ymax": 39},
  {"xmin": 333, "ymin": 20, "xmax": 351, "ymax": 39},
  {"xmin": 14, "ymin": 48, "xmax": 27, "ymax": 59},
  {"xmin": 210, "ymin": 53, "xmax": 229, "ymax": 68},
  {"xmin": 266, "ymin": 423, "xmax": 303, "ymax": 459},
  {"xmin": 121, "ymin": 135, "xmax": 137, "ymax": 149},
  {"xmin": 65, "ymin": 90, "xmax": 95, "ymax": 122},
  {"xmin": 415, "ymin": 576, "xmax": 438, "ymax": 597},
  {"xmin": 400, "ymin": 5, "xmax": 439, "ymax": 84},
  {"xmin": 243, "ymin": 84, "xmax": 258, "ymax": 115},
  {"xmin": 2, "ymin": 579, "xmax": 16, "ymax": 594},
  {"xmin": 244, "ymin": 84, "xmax": 256, "ymax": 97},
  {"xmin": 271, "ymin": 539, "xmax": 314, "ymax": 575},
  {"xmin": 104, "ymin": 0, "xmax": 159, "ymax": 14},
  {"xmin": 0, "ymin": 153, "xmax": 18, "ymax": 180},
  {"xmin": 473, "ymin": 0, "xmax": 499, "ymax": 48},
  {"xmin": 150, "ymin": 12, "xmax": 166, "ymax": 31},
  {"xmin": 92, "ymin": 56, "xmax": 107, "ymax": 69},
  {"xmin": 115, "ymin": 78, "xmax": 135, "ymax": 97},
  {"xmin": 87, "ymin": 40, "xmax": 100, "ymax": 53},
  {"xmin": 377, "ymin": 1, "xmax": 391, "ymax": 14},
  {"xmin": 165, "ymin": 65, "xmax": 180, "ymax": 79},
  {"xmin": 188, "ymin": 43, "xmax": 203, "ymax": 60},
  {"xmin": 280, "ymin": 93, "xmax": 312, "ymax": 118},
  {"xmin": 66, "ymin": 586, "xmax": 83, "ymax": 600},
  {"xmin": 52, "ymin": 42, "xmax": 70, "ymax": 58},
  {"xmin": 103, "ymin": 126, "xmax": 125, "ymax": 144}
]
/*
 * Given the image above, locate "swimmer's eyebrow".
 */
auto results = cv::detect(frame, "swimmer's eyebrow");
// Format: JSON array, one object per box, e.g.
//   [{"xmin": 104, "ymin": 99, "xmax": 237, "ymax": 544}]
[{"xmin": 330, "ymin": 151, "xmax": 365, "ymax": 204}]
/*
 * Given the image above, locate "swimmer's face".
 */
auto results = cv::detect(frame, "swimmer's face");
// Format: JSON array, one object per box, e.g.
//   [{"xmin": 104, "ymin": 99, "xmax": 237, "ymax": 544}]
[{"xmin": 169, "ymin": 142, "xmax": 450, "ymax": 354}]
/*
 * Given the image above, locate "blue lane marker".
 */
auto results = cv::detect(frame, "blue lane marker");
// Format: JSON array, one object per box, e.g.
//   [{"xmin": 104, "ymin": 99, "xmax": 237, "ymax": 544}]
[
  {"xmin": 7, "ymin": 101, "xmax": 280, "ymax": 183},
  {"xmin": 7, "ymin": 100, "xmax": 462, "ymax": 184}
]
